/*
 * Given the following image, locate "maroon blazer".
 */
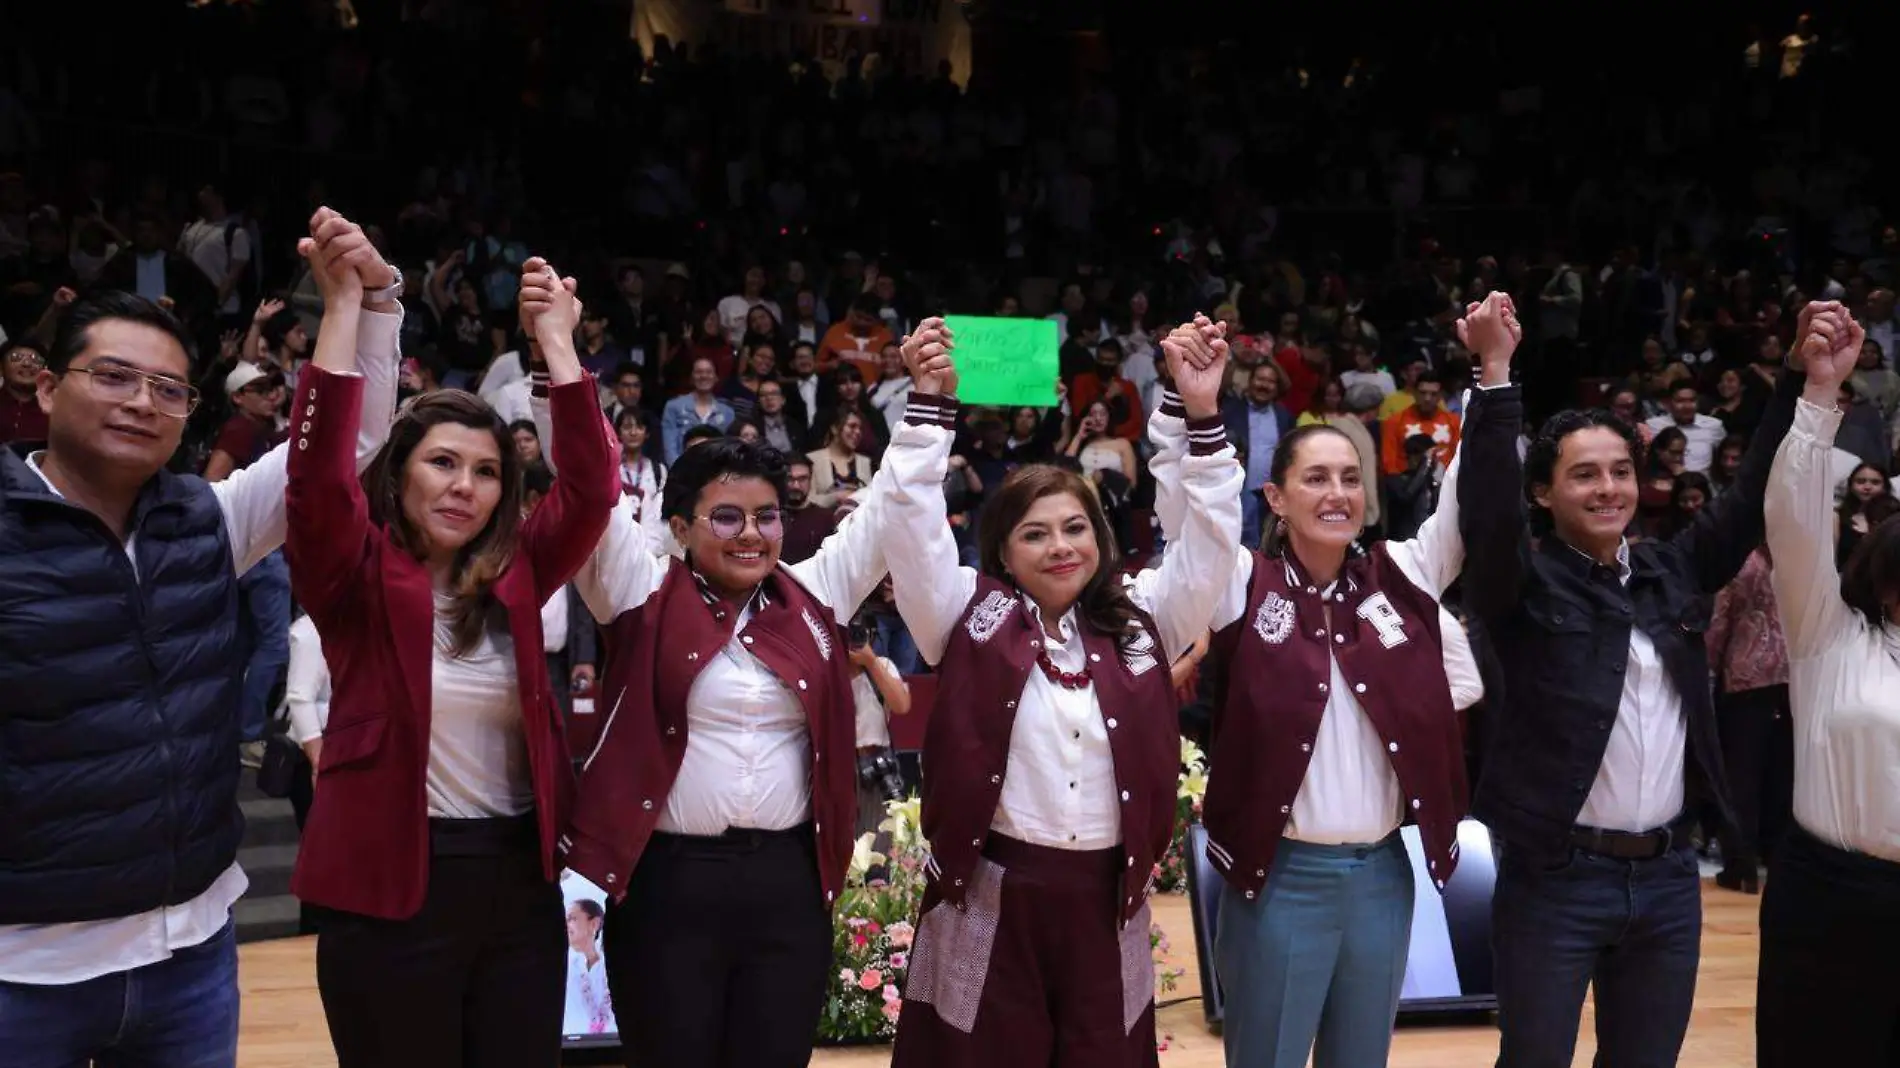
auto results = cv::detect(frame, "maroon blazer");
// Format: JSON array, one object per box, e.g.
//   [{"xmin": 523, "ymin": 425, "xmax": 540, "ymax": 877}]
[
  {"xmin": 286, "ymin": 366, "xmax": 617, "ymax": 920},
  {"xmin": 1203, "ymin": 547, "xmax": 1466, "ymax": 901},
  {"xmin": 561, "ymin": 560, "xmax": 860, "ymax": 907},
  {"xmin": 926, "ymin": 574, "xmax": 1177, "ymax": 928}
]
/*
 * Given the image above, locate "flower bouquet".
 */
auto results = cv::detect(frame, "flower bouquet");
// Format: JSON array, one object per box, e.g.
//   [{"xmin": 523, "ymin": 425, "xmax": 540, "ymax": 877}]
[
  {"xmin": 1154, "ymin": 737, "xmax": 1208, "ymax": 893},
  {"xmin": 815, "ymin": 797, "xmax": 928, "ymax": 1044}
]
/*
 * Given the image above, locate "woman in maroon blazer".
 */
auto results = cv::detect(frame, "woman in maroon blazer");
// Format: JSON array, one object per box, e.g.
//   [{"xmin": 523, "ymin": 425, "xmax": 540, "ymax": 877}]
[
  {"xmin": 285, "ymin": 247, "xmax": 616, "ymax": 1068},
  {"xmin": 1151, "ymin": 300, "xmax": 1518, "ymax": 1068},
  {"xmin": 877, "ymin": 319, "xmax": 1241, "ymax": 1068}
]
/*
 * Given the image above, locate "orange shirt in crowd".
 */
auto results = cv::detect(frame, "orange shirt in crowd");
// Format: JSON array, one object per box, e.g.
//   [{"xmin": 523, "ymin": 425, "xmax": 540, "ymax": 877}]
[
  {"xmin": 818, "ymin": 321, "xmax": 892, "ymax": 384},
  {"xmin": 1380, "ymin": 405, "xmax": 1462, "ymax": 474}
]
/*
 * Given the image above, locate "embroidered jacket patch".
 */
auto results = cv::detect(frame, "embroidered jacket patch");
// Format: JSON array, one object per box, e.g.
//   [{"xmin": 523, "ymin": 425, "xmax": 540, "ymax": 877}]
[
  {"xmin": 1253, "ymin": 591, "xmax": 1295, "ymax": 645},
  {"xmin": 802, "ymin": 608, "xmax": 834, "ymax": 660},
  {"xmin": 965, "ymin": 590, "xmax": 1017, "ymax": 644}
]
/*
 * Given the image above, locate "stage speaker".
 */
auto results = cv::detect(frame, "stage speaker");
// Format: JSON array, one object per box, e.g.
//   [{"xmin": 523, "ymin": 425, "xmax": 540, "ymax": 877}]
[{"xmin": 1181, "ymin": 819, "xmax": 1500, "ymax": 1031}]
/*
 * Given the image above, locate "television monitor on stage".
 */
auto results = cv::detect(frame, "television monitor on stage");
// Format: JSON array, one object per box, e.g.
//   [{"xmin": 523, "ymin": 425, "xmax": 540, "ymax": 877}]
[
  {"xmin": 560, "ymin": 871, "xmax": 620, "ymax": 1047},
  {"xmin": 1182, "ymin": 819, "xmax": 1499, "ymax": 1029}
]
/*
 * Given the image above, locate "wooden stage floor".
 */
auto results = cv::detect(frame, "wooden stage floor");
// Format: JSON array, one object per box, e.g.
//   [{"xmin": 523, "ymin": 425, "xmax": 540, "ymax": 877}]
[{"xmin": 235, "ymin": 882, "xmax": 1762, "ymax": 1067}]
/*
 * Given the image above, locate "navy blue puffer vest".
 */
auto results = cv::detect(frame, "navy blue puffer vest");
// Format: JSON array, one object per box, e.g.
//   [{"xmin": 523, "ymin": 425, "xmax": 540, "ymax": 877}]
[{"xmin": 0, "ymin": 445, "xmax": 245, "ymax": 924}]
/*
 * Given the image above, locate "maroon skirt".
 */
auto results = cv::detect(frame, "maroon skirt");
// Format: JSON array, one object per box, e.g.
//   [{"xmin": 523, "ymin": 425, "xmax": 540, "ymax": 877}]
[{"xmin": 892, "ymin": 834, "xmax": 1159, "ymax": 1068}]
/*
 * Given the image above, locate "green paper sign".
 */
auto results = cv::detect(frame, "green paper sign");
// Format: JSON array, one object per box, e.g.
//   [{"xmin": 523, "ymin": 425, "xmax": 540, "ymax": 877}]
[{"xmin": 942, "ymin": 315, "xmax": 1060, "ymax": 407}]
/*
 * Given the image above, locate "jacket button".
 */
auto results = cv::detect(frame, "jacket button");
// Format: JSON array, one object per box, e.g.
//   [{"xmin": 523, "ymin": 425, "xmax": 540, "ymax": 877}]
[
  {"xmin": 296, "ymin": 439, "xmax": 308, "ymax": 450},
  {"xmin": 1120, "ymin": 790, "xmax": 1131, "ymax": 802},
  {"xmin": 1335, "ymin": 593, "xmax": 1345, "ymax": 604},
  {"xmin": 1280, "ymin": 805, "xmax": 1291, "ymax": 814},
  {"xmin": 1388, "ymin": 741, "xmax": 1399, "ymax": 752},
  {"xmin": 1127, "ymin": 856, "xmax": 1135, "ymax": 868},
  {"xmin": 1030, "ymin": 639, "xmax": 1041, "ymax": 649},
  {"xmin": 1554, "ymin": 614, "xmax": 1565, "ymax": 624},
  {"xmin": 798, "ymin": 680, "xmax": 808, "ymax": 690},
  {"xmin": 304, "ymin": 404, "xmax": 315, "ymax": 416},
  {"xmin": 1300, "ymin": 743, "xmax": 1311, "ymax": 753},
  {"xmin": 1306, "ymin": 586, "xmax": 1317, "ymax": 594},
  {"xmin": 990, "ymin": 774, "xmax": 1001, "ymax": 784},
  {"xmin": 642, "ymin": 800, "xmax": 654, "ymax": 811},
  {"xmin": 1314, "ymin": 628, "xmax": 1325, "ymax": 638},
  {"xmin": 1245, "ymin": 890, "xmax": 1257, "ymax": 900},
  {"xmin": 954, "ymin": 879, "xmax": 964, "ymax": 887},
  {"xmin": 972, "ymin": 838, "xmax": 982, "ymax": 847},
  {"xmin": 1429, "ymin": 860, "xmax": 1437, "ymax": 871},
  {"xmin": 1411, "ymin": 798, "xmax": 1422, "ymax": 810},
  {"xmin": 1317, "ymin": 682, "xmax": 1327, "ymax": 692},
  {"xmin": 1335, "ymin": 634, "xmax": 1346, "ymax": 644},
  {"xmin": 666, "ymin": 726, "xmax": 677, "ymax": 736},
  {"xmin": 1006, "ymin": 700, "xmax": 1016, "ymax": 709},
  {"xmin": 1354, "ymin": 682, "xmax": 1366, "ymax": 693},
  {"xmin": 715, "ymin": 611, "xmax": 727, "ymax": 621},
  {"xmin": 1435, "ymin": 879, "xmax": 1445, "ymax": 890},
  {"xmin": 687, "ymin": 652, "xmax": 698, "ymax": 661},
  {"xmin": 299, "ymin": 421, "xmax": 312, "ymax": 433},
  {"xmin": 1255, "ymin": 868, "xmax": 1266, "ymax": 878},
  {"xmin": 815, "ymin": 823, "xmax": 821, "ymax": 835},
  {"xmin": 606, "ymin": 874, "xmax": 616, "ymax": 884},
  {"xmin": 742, "ymin": 635, "xmax": 754, "ymax": 645},
  {"xmin": 1106, "ymin": 718, "xmax": 1118, "ymax": 729},
  {"xmin": 1089, "ymin": 653, "xmax": 1101, "ymax": 663},
  {"xmin": 827, "ymin": 891, "xmax": 835, "ymax": 902}
]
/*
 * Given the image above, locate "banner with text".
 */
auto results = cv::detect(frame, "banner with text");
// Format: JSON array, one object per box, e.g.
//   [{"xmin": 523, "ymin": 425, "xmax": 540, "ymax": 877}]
[{"xmin": 941, "ymin": 315, "xmax": 1059, "ymax": 408}]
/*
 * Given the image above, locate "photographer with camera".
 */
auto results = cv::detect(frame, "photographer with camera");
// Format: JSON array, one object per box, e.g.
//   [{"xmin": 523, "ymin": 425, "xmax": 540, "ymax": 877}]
[{"xmin": 850, "ymin": 608, "xmax": 912, "ymax": 837}]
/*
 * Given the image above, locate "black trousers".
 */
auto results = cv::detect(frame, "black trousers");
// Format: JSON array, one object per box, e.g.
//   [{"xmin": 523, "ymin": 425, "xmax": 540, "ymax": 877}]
[
  {"xmin": 1715, "ymin": 684, "xmax": 1794, "ymax": 872},
  {"xmin": 604, "ymin": 824, "xmax": 832, "ymax": 1068},
  {"xmin": 1758, "ymin": 823, "xmax": 1900, "ymax": 1067},
  {"xmin": 316, "ymin": 815, "xmax": 566, "ymax": 1068}
]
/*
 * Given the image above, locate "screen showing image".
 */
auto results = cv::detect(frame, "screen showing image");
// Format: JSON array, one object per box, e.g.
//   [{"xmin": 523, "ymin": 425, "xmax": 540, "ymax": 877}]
[{"xmin": 561, "ymin": 871, "xmax": 619, "ymax": 1044}]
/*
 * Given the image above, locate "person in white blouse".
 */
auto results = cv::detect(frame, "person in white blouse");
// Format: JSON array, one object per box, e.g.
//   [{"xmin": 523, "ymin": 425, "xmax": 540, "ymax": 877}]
[
  {"xmin": 536, "ymin": 391, "xmax": 900, "ymax": 1067},
  {"xmin": 881, "ymin": 317, "xmax": 1242, "ymax": 1068},
  {"xmin": 0, "ymin": 214, "xmax": 401, "ymax": 1068},
  {"xmin": 611, "ymin": 406, "xmax": 667, "ymax": 552},
  {"xmin": 1154, "ymin": 299, "xmax": 1516, "ymax": 1068},
  {"xmin": 1756, "ymin": 305, "xmax": 1900, "ymax": 1066}
]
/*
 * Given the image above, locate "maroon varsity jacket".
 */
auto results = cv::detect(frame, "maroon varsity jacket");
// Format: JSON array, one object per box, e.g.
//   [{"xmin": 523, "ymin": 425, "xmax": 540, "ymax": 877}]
[
  {"xmin": 926, "ymin": 573, "xmax": 1179, "ymax": 928},
  {"xmin": 1202, "ymin": 547, "xmax": 1467, "ymax": 900},
  {"xmin": 560, "ymin": 560, "xmax": 860, "ymax": 907}
]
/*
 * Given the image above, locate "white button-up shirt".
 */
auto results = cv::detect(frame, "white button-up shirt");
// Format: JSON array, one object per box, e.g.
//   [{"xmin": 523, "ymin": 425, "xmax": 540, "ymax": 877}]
[
  {"xmin": 1572, "ymin": 540, "xmax": 1689, "ymax": 833},
  {"xmin": 1767, "ymin": 398, "xmax": 1900, "ymax": 861},
  {"xmin": 0, "ymin": 308, "xmax": 402, "ymax": 985}
]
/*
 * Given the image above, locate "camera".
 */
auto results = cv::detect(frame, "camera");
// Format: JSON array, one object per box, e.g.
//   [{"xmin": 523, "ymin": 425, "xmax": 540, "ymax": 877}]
[{"xmin": 856, "ymin": 747, "xmax": 907, "ymax": 803}]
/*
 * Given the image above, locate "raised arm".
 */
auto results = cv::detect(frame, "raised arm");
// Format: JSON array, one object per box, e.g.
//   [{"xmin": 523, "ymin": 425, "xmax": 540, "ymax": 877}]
[
  {"xmin": 1455, "ymin": 297, "xmax": 1530, "ymax": 622},
  {"xmin": 1147, "ymin": 321, "xmax": 1251, "ymax": 631},
  {"xmin": 1127, "ymin": 324, "xmax": 1245, "ymax": 660},
  {"xmin": 216, "ymin": 212, "xmax": 404, "ymax": 576},
  {"xmin": 1386, "ymin": 294, "xmax": 1521, "ymax": 598},
  {"xmin": 881, "ymin": 319, "xmax": 981, "ymax": 665},
  {"xmin": 526, "ymin": 283, "xmax": 667, "ymax": 623},
  {"xmin": 515, "ymin": 260, "xmax": 619, "ymax": 604},
  {"xmin": 1669, "ymin": 329, "xmax": 1808, "ymax": 594},
  {"xmin": 1766, "ymin": 305, "xmax": 1864, "ymax": 659},
  {"xmin": 283, "ymin": 212, "xmax": 380, "ymax": 620}
]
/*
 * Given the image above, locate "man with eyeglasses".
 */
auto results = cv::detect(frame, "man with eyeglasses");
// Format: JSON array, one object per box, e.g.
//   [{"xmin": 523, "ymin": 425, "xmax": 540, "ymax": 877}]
[
  {"xmin": 0, "ymin": 338, "xmax": 48, "ymax": 444},
  {"xmin": 0, "ymin": 209, "xmax": 402, "ymax": 1068}
]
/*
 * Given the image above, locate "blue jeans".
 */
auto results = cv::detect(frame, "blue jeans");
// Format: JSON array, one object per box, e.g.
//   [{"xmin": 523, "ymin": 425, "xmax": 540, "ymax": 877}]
[
  {"xmin": 238, "ymin": 549, "xmax": 291, "ymax": 742},
  {"xmin": 1491, "ymin": 842, "xmax": 1702, "ymax": 1068},
  {"xmin": 872, "ymin": 613, "xmax": 924, "ymax": 677},
  {"xmin": 0, "ymin": 921, "xmax": 239, "ymax": 1068},
  {"xmin": 1240, "ymin": 492, "xmax": 1263, "ymax": 553},
  {"xmin": 1216, "ymin": 833, "xmax": 1414, "ymax": 1068}
]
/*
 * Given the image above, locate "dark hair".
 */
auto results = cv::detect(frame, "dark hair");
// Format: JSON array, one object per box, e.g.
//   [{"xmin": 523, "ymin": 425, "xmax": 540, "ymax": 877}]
[
  {"xmin": 1669, "ymin": 382, "xmax": 1699, "ymax": 399},
  {"xmin": 508, "ymin": 419, "xmax": 538, "ymax": 440},
  {"xmin": 48, "ymin": 291, "xmax": 194, "ymax": 374},
  {"xmin": 1670, "ymin": 471, "xmax": 1713, "ymax": 508},
  {"xmin": 611, "ymin": 361, "xmax": 643, "ymax": 385},
  {"xmin": 822, "ymin": 407, "xmax": 864, "ymax": 448},
  {"xmin": 660, "ymin": 436, "xmax": 790, "ymax": 523},
  {"xmin": 361, "ymin": 390, "xmax": 524, "ymax": 656},
  {"xmin": 681, "ymin": 423, "xmax": 725, "ymax": 449},
  {"xmin": 522, "ymin": 463, "xmax": 555, "ymax": 498},
  {"xmin": 261, "ymin": 307, "xmax": 301, "ymax": 352},
  {"xmin": 571, "ymin": 897, "xmax": 604, "ymax": 921},
  {"xmin": 1841, "ymin": 509, "xmax": 1900, "ymax": 628},
  {"xmin": 1524, "ymin": 408, "xmax": 1643, "ymax": 533},
  {"xmin": 1259, "ymin": 424, "xmax": 1361, "ymax": 555},
  {"xmin": 1647, "ymin": 426, "xmax": 1688, "ymax": 476},
  {"xmin": 613, "ymin": 407, "xmax": 645, "ymax": 434},
  {"xmin": 1838, "ymin": 464, "xmax": 1892, "ymax": 524},
  {"xmin": 1414, "ymin": 369, "xmax": 1444, "ymax": 388},
  {"xmin": 850, "ymin": 293, "xmax": 882, "ymax": 318},
  {"xmin": 976, "ymin": 464, "xmax": 1142, "ymax": 645}
]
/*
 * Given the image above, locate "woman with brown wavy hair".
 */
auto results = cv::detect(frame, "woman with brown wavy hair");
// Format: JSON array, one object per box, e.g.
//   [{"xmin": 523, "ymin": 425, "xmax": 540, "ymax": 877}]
[
  {"xmin": 285, "ymin": 249, "xmax": 617, "ymax": 1068},
  {"xmin": 878, "ymin": 316, "xmax": 1241, "ymax": 1068}
]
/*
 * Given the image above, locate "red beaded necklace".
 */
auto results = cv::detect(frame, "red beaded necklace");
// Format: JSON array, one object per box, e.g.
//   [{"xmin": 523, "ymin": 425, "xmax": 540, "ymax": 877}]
[{"xmin": 1035, "ymin": 648, "xmax": 1092, "ymax": 690}]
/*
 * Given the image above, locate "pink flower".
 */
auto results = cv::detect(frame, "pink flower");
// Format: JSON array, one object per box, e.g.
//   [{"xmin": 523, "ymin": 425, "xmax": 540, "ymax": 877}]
[
  {"xmin": 889, "ymin": 952, "xmax": 908, "ymax": 970},
  {"xmin": 882, "ymin": 984, "xmax": 900, "ymax": 1003},
  {"xmin": 868, "ymin": 921, "xmax": 883, "ymax": 935},
  {"xmin": 853, "ymin": 934, "xmax": 869, "ymax": 948},
  {"xmin": 858, "ymin": 968, "xmax": 884, "ymax": 991},
  {"xmin": 887, "ymin": 921, "xmax": 915, "ymax": 949},
  {"xmin": 882, "ymin": 1000, "xmax": 902, "ymax": 1023},
  {"xmin": 839, "ymin": 968, "xmax": 856, "ymax": 985}
]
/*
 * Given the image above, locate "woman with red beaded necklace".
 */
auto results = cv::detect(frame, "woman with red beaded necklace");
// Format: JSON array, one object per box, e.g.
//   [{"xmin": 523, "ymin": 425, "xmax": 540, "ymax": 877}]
[{"xmin": 877, "ymin": 317, "xmax": 1241, "ymax": 1068}]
